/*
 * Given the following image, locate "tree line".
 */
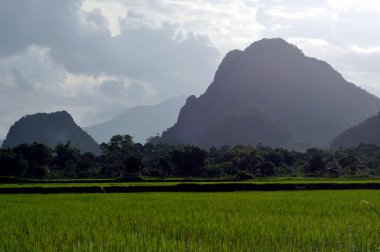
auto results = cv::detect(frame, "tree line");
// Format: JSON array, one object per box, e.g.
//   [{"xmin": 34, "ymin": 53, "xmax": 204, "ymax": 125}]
[{"xmin": 1, "ymin": 134, "xmax": 380, "ymax": 179}]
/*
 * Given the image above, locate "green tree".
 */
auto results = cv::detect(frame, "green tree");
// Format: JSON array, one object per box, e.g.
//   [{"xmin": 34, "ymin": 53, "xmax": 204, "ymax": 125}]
[
  {"xmin": 264, "ymin": 151, "xmax": 283, "ymax": 167},
  {"xmin": 307, "ymin": 155, "xmax": 325, "ymax": 176},
  {"xmin": 140, "ymin": 142, "xmax": 174, "ymax": 177},
  {"xmin": 52, "ymin": 141, "xmax": 81, "ymax": 177},
  {"xmin": 254, "ymin": 161, "xmax": 275, "ymax": 177},
  {"xmin": 123, "ymin": 156, "xmax": 142, "ymax": 176},
  {"xmin": 0, "ymin": 149, "xmax": 27, "ymax": 176},
  {"xmin": 338, "ymin": 155, "xmax": 359, "ymax": 176},
  {"xmin": 13, "ymin": 142, "xmax": 51, "ymax": 177},
  {"xmin": 171, "ymin": 146, "xmax": 208, "ymax": 177},
  {"xmin": 100, "ymin": 135, "xmax": 135, "ymax": 177},
  {"xmin": 77, "ymin": 152, "xmax": 100, "ymax": 177}
]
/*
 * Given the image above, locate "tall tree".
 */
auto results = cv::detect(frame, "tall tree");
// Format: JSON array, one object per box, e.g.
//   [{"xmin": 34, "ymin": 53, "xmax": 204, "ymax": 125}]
[
  {"xmin": 100, "ymin": 135, "xmax": 136, "ymax": 177},
  {"xmin": 171, "ymin": 146, "xmax": 208, "ymax": 177},
  {"xmin": 52, "ymin": 141, "xmax": 81, "ymax": 177}
]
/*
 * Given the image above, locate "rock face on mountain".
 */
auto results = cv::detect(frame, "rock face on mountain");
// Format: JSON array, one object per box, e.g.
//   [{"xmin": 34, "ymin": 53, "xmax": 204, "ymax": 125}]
[
  {"xmin": 2, "ymin": 111, "xmax": 100, "ymax": 154},
  {"xmin": 331, "ymin": 111, "xmax": 380, "ymax": 150},
  {"xmin": 160, "ymin": 38, "xmax": 380, "ymax": 150},
  {"xmin": 85, "ymin": 96, "xmax": 187, "ymax": 144}
]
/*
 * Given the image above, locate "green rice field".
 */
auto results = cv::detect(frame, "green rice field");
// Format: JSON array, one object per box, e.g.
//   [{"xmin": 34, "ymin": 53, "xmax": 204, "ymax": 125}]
[{"xmin": 1, "ymin": 190, "xmax": 380, "ymax": 251}]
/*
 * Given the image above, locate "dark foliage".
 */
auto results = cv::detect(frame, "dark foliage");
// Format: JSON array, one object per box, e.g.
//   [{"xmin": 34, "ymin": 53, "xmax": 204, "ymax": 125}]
[
  {"xmin": 2, "ymin": 134, "xmax": 380, "ymax": 179},
  {"xmin": 171, "ymin": 146, "xmax": 208, "ymax": 177}
]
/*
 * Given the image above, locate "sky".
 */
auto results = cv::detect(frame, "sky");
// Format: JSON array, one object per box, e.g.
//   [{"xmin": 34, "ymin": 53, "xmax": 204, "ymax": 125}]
[{"xmin": 1, "ymin": 0, "xmax": 380, "ymax": 140}]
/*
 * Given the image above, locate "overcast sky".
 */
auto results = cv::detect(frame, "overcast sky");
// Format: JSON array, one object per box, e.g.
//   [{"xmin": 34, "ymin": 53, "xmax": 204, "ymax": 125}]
[{"xmin": 1, "ymin": 0, "xmax": 380, "ymax": 139}]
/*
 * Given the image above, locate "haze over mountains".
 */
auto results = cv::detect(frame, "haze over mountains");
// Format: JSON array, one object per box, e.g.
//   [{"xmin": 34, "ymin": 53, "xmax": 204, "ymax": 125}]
[
  {"xmin": 85, "ymin": 96, "xmax": 187, "ymax": 144},
  {"xmin": 2, "ymin": 111, "xmax": 100, "ymax": 154},
  {"xmin": 3, "ymin": 38, "xmax": 380, "ymax": 152},
  {"xmin": 160, "ymin": 38, "xmax": 380, "ymax": 150},
  {"xmin": 331, "ymin": 112, "xmax": 380, "ymax": 150}
]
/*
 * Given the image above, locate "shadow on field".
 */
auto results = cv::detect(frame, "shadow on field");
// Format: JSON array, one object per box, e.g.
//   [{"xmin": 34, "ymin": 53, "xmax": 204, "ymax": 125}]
[{"xmin": 1, "ymin": 183, "xmax": 380, "ymax": 194}]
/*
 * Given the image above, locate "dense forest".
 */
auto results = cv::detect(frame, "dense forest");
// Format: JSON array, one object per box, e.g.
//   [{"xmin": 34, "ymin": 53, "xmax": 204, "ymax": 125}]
[{"xmin": 1, "ymin": 134, "xmax": 380, "ymax": 179}]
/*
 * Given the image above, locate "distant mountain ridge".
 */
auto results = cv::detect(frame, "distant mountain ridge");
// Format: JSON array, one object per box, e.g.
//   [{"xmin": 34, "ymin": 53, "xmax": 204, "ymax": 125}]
[
  {"xmin": 160, "ymin": 38, "xmax": 380, "ymax": 150},
  {"xmin": 2, "ymin": 111, "xmax": 100, "ymax": 154},
  {"xmin": 85, "ymin": 96, "xmax": 187, "ymax": 144},
  {"xmin": 331, "ymin": 111, "xmax": 380, "ymax": 150}
]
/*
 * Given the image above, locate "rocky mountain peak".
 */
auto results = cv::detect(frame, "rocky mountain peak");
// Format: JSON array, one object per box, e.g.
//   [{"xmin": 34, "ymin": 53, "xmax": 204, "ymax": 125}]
[
  {"xmin": 160, "ymin": 38, "xmax": 380, "ymax": 150},
  {"xmin": 2, "ymin": 111, "xmax": 100, "ymax": 154}
]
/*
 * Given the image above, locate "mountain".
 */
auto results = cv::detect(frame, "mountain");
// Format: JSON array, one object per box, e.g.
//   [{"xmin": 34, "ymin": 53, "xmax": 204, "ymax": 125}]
[
  {"xmin": 2, "ymin": 111, "xmax": 100, "ymax": 154},
  {"xmin": 160, "ymin": 38, "xmax": 380, "ymax": 150},
  {"xmin": 330, "ymin": 111, "xmax": 380, "ymax": 150},
  {"xmin": 85, "ymin": 96, "xmax": 187, "ymax": 144}
]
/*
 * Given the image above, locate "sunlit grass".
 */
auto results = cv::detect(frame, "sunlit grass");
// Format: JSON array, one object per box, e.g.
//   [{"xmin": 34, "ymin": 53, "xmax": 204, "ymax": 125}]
[{"xmin": 1, "ymin": 190, "xmax": 380, "ymax": 251}]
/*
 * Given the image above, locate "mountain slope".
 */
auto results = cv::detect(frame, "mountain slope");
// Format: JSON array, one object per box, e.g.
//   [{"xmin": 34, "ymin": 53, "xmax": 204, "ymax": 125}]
[
  {"xmin": 85, "ymin": 96, "xmax": 187, "ymax": 144},
  {"xmin": 331, "ymin": 111, "xmax": 380, "ymax": 150},
  {"xmin": 2, "ymin": 111, "xmax": 100, "ymax": 154},
  {"xmin": 160, "ymin": 38, "xmax": 380, "ymax": 150}
]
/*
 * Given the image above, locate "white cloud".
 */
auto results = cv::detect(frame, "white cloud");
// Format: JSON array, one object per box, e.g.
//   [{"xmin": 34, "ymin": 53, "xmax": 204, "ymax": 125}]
[
  {"xmin": 83, "ymin": 0, "xmax": 265, "ymax": 53},
  {"xmin": 0, "ymin": 46, "xmax": 66, "ymax": 95},
  {"xmin": 81, "ymin": 0, "xmax": 127, "ymax": 36},
  {"xmin": 327, "ymin": 0, "xmax": 380, "ymax": 12},
  {"xmin": 271, "ymin": 24, "xmax": 292, "ymax": 31},
  {"xmin": 265, "ymin": 7, "xmax": 325, "ymax": 20},
  {"xmin": 286, "ymin": 37, "xmax": 330, "ymax": 50},
  {"xmin": 349, "ymin": 44, "xmax": 380, "ymax": 54}
]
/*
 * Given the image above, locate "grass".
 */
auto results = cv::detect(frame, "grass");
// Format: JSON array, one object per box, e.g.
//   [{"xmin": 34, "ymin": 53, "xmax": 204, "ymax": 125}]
[{"xmin": 1, "ymin": 190, "xmax": 380, "ymax": 251}]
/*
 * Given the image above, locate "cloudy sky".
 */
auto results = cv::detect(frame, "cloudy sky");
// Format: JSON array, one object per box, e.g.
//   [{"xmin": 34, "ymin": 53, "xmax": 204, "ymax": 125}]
[{"xmin": 1, "ymin": 0, "xmax": 380, "ymax": 139}]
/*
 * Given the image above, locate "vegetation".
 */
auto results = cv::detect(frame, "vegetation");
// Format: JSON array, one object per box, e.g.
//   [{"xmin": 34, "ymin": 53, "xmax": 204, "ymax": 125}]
[
  {"xmin": 2, "ymin": 134, "xmax": 380, "ymax": 250},
  {"xmin": 2, "ymin": 134, "xmax": 380, "ymax": 179},
  {"xmin": 1, "ymin": 191, "xmax": 380, "ymax": 251}
]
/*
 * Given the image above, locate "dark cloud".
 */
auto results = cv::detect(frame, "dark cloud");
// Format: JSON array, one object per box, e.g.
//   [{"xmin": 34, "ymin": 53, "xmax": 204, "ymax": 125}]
[
  {"xmin": 0, "ymin": 0, "xmax": 220, "ymax": 138},
  {"xmin": 50, "ymin": 22, "xmax": 219, "ymax": 97},
  {"xmin": 0, "ymin": 0, "xmax": 219, "ymax": 98},
  {"xmin": 0, "ymin": 1, "xmax": 85, "ymax": 57}
]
